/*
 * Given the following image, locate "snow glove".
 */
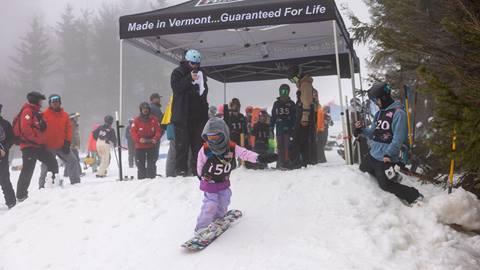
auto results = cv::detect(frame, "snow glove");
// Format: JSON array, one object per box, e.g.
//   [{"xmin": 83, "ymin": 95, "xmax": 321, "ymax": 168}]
[
  {"xmin": 257, "ymin": 153, "xmax": 278, "ymax": 164},
  {"xmin": 62, "ymin": 140, "xmax": 71, "ymax": 154}
]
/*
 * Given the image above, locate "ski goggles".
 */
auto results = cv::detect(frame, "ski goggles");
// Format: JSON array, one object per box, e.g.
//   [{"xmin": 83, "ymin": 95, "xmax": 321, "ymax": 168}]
[
  {"xmin": 288, "ymin": 75, "xmax": 301, "ymax": 84},
  {"xmin": 204, "ymin": 132, "xmax": 225, "ymax": 143},
  {"xmin": 189, "ymin": 61, "xmax": 201, "ymax": 66}
]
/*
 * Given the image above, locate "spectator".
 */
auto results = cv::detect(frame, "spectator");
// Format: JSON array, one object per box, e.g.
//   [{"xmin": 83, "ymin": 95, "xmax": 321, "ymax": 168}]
[
  {"xmin": 316, "ymin": 105, "xmax": 333, "ymax": 163},
  {"xmin": 38, "ymin": 94, "xmax": 81, "ymax": 188},
  {"xmin": 170, "ymin": 49, "xmax": 209, "ymax": 176},
  {"xmin": 131, "ymin": 102, "xmax": 162, "ymax": 179},
  {"xmin": 93, "ymin": 115, "xmax": 117, "ymax": 178},
  {"xmin": 15, "ymin": 92, "xmax": 58, "ymax": 201},
  {"xmin": 0, "ymin": 104, "xmax": 16, "ymax": 208}
]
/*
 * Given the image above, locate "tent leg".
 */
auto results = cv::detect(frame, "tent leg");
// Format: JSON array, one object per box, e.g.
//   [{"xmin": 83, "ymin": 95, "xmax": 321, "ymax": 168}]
[
  {"xmin": 224, "ymin": 82, "xmax": 227, "ymax": 104},
  {"xmin": 333, "ymin": 20, "xmax": 349, "ymax": 165},
  {"xmin": 349, "ymin": 51, "xmax": 361, "ymax": 165},
  {"xmin": 118, "ymin": 39, "xmax": 124, "ymax": 181}
]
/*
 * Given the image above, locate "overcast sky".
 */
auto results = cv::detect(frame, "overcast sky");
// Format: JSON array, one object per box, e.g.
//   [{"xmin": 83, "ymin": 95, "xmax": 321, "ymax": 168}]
[{"xmin": 1, "ymin": 0, "xmax": 372, "ymax": 108}]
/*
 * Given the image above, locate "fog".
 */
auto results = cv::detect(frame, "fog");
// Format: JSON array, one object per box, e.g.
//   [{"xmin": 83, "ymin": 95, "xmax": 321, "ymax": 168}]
[{"xmin": 0, "ymin": 0, "xmax": 371, "ymax": 152}]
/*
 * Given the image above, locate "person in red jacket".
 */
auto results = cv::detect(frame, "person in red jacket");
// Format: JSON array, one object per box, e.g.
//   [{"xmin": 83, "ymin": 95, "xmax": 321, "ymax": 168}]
[
  {"xmin": 131, "ymin": 102, "xmax": 162, "ymax": 179},
  {"xmin": 38, "ymin": 94, "xmax": 81, "ymax": 188},
  {"xmin": 15, "ymin": 92, "xmax": 58, "ymax": 201}
]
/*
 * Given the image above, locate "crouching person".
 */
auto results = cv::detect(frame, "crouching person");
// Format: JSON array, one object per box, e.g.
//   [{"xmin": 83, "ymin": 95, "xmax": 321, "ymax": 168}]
[
  {"xmin": 194, "ymin": 117, "xmax": 277, "ymax": 239},
  {"xmin": 355, "ymin": 82, "xmax": 423, "ymax": 205},
  {"xmin": 131, "ymin": 102, "xmax": 162, "ymax": 179}
]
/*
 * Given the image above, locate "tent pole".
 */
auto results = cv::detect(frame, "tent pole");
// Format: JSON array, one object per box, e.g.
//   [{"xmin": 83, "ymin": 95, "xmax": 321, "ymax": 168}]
[
  {"xmin": 119, "ymin": 39, "xmax": 124, "ymax": 123},
  {"xmin": 224, "ymin": 81, "xmax": 227, "ymax": 104},
  {"xmin": 349, "ymin": 51, "xmax": 361, "ymax": 164},
  {"xmin": 333, "ymin": 20, "xmax": 349, "ymax": 165}
]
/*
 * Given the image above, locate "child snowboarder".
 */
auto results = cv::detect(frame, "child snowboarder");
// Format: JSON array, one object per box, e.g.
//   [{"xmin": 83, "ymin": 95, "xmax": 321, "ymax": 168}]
[
  {"xmin": 194, "ymin": 117, "xmax": 277, "ymax": 240},
  {"xmin": 250, "ymin": 110, "xmax": 272, "ymax": 169}
]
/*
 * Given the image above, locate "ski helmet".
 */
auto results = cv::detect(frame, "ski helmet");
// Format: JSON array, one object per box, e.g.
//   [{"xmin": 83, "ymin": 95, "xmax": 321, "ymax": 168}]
[
  {"xmin": 104, "ymin": 115, "xmax": 114, "ymax": 125},
  {"xmin": 286, "ymin": 66, "xmax": 303, "ymax": 84},
  {"xmin": 185, "ymin": 49, "xmax": 202, "ymax": 64},
  {"xmin": 48, "ymin": 94, "xmax": 61, "ymax": 105},
  {"xmin": 27, "ymin": 91, "xmax": 46, "ymax": 105},
  {"xmin": 279, "ymin": 84, "xmax": 290, "ymax": 97},
  {"xmin": 367, "ymin": 82, "xmax": 391, "ymax": 102},
  {"xmin": 139, "ymin": 102, "xmax": 151, "ymax": 114}
]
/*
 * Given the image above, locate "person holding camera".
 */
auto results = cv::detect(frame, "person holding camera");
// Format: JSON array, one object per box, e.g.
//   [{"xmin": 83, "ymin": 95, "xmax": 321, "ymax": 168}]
[{"xmin": 170, "ymin": 49, "xmax": 209, "ymax": 177}]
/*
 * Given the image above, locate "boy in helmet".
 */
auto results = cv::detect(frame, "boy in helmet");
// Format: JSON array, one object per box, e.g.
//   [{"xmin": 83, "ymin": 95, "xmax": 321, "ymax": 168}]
[
  {"xmin": 15, "ymin": 92, "xmax": 59, "ymax": 201},
  {"xmin": 270, "ymin": 84, "xmax": 296, "ymax": 169},
  {"xmin": 354, "ymin": 82, "xmax": 423, "ymax": 205},
  {"xmin": 93, "ymin": 115, "xmax": 117, "ymax": 177},
  {"xmin": 131, "ymin": 102, "xmax": 162, "ymax": 179},
  {"xmin": 170, "ymin": 49, "xmax": 209, "ymax": 177},
  {"xmin": 38, "ymin": 94, "xmax": 82, "ymax": 188}
]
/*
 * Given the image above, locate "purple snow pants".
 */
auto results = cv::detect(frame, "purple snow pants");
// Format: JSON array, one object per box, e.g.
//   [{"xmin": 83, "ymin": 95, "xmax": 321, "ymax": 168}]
[{"xmin": 195, "ymin": 188, "xmax": 232, "ymax": 231}]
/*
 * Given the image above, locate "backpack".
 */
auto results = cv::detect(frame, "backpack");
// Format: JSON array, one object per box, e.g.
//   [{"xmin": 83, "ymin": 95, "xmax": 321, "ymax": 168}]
[{"xmin": 11, "ymin": 108, "xmax": 26, "ymax": 145}]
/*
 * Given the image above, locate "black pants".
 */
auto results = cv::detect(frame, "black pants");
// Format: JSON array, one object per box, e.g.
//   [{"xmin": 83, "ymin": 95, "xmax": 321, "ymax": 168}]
[
  {"xmin": 136, "ymin": 148, "xmax": 157, "ymax": 179},
  {"xmin": 296, "ymin": 126, "xmax": 311, "ymax": 168},
  {"xmin": 316, "ymin": 130, "xmax": 328, "ymax": 163},
  {"xmin": 17, "ymin": 147, "xmax": 58, "ymax": 199},
  {"xmin": 0, "ymin": 155, "xmax": 15, "ymax": 206},
  {"xmin": 360, "ymin": 154, "xmax": 421, "ymax": 204},
  {"xmin": 174, "ymin": 121, "xmax": 204, "ymax": 175}
]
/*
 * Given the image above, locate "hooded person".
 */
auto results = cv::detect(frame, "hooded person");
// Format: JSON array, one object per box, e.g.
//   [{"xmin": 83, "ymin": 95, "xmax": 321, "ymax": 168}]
[
  {"xmin": 131, "ymin": 102, "xmax": 162, "ymax": 179},
  {"xmin": 15, "ymin": 91, "xmax": 59, "ymax": 201},
  {"xmin": 38, "ymin": 94, "xmax": 82, "ymax": 188},
  {"xmin": 193, "ymin": 117, "xmax": 278, "ymax": 239},
  {"xmin": 93, "ymin": 115, "xmax": 117, "ymax": 177},
  {"xmin": 355, "ymin": 82, "xmax": 423, "ymax": 205}
]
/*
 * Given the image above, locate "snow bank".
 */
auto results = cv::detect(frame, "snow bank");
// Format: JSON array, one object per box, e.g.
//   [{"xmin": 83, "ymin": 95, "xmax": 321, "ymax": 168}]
[{"xmin": 429, "ymin": 188, "xmax": 480, "ymax": 231}]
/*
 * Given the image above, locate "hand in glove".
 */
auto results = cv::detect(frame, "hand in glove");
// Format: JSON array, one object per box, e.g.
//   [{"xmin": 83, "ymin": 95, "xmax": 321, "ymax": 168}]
[
  {"xmin": 62, "ymin": 140, "xmax": 71, "ymax": 154},
  {"xmin": 257, "ymin": 153, "xmax": 278, "ymax": 164},
  {"xmin": 39, "ymin": 120, "xmax": 47, "ymax": 132},
  {"xmin": 353, "ymin": 121, "xmax": 363, "ymax": 137}
]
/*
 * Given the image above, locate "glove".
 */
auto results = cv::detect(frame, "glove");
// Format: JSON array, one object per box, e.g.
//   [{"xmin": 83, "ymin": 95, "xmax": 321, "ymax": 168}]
[
  {"xmin": 39, "ymin": 120, "xmax": 47, "ymax": 132},
  {"xmin": 257, "ymin": 153, "xmax": 278, "ymax": 164},
  {"xmin": 62, "ymin": 140, "xmax": 71, "ymax": 154}
]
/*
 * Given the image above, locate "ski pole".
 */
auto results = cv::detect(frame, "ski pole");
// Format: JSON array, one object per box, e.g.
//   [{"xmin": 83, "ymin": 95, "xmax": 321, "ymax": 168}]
[
  {"xmin": 404, "ymin": 86, "xmax": 413, "ymax": 148},
  {"xmin": 448, "ymin": 128, "xmax": 457, "ymax": 194}
]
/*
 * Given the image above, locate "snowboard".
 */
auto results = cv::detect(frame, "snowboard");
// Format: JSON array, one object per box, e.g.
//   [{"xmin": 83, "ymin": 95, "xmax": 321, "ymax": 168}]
[{"xmin": 182, "ymin": 209, "xmax": 243, "ymax": 251}]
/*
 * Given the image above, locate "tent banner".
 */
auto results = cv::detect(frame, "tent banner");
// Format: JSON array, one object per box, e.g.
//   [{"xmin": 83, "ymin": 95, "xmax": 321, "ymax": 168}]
[{"xmin": 120, "ymin": 0, "xmax": 335, "ymax": 38}]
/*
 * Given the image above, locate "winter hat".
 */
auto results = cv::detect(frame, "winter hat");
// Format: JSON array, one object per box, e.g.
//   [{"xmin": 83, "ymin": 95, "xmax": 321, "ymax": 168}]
[
  {"xmin": 202, "ymin": 117, "xmax": 230, "ymax": 155},
  {"xmin": 139, "ymin": 102, "xmax": 151, "ymax": 114},
  {"xmin": 279, "ymin": 84, "xmax": 290, "ymax": 97},
  {"xmin": 27, "ymin": 91, "xmax": 46, "ymax": 105},
  {"xmin": 104, "ymin": 115, "xmax": 114, "ymax": 125},
  {"xmin": 48, "ymin": 94, "xmax": 61, "ymax": 105}
]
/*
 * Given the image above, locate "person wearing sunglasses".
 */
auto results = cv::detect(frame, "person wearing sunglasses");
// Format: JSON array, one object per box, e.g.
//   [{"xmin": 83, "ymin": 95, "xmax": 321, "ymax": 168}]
[
  {"xmin": 193, "ymin": 117, "xmax": 278, "ymax": 241},
  {"xmin": 170, "ymin": 49, "xmax": 209, "ymax": 177},
  {"xmin": 38, "ymin": 94, "xmax": 82, "ymax": 188}
]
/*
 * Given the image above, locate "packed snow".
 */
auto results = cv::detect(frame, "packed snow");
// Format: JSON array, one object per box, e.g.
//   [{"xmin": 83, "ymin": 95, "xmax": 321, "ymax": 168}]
[{"xmin": 1, "ymin": 143, "xmax": 479, "ymax": 270}]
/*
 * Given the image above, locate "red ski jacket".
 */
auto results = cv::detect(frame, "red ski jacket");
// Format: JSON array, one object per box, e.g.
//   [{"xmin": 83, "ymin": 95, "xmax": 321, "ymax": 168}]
[
  {"xmin": 18, "ymin": 103, "xmax": 46, "ymax": 149},
  {"xmin": 131, "ymin": 115, "xmax": 161, "ymax": 149},
  {"xmin": 42, "ymin": 107, "xmax": 72, "ymax": 149}
]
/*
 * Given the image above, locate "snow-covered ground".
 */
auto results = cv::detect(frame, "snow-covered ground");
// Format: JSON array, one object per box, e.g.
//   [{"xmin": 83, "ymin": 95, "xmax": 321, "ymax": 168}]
[{"xmin": 1, "ymin": 141, "xmax": 480, "ymax": 270}]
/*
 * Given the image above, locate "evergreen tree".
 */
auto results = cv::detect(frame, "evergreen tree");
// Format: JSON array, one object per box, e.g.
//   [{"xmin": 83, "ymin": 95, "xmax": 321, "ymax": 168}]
[
  {"xmin": 350, "ymin": 0, "xmax": 480, "ymax": 196},
  {"xmin": 10, "ymin": 15, "xmax": 55, "ymax": 92}
]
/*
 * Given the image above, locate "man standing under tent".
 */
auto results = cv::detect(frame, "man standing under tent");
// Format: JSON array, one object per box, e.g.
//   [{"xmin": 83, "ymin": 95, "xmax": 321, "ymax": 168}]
[
  {"xmin": 170, "ymin": 49, "xmax": 209, "ymax": 177},
  {"xmin": 15, "ymin": 92, "xmax": 58, "ymax": 201},
  {"xmin": 270, "ymin": 84, "xmax": 296, "ymax": 169},
  {"xmin": 355, "ymin": 82, "xmax": 423, "ymax": 205},
  {"xmin": 0, "ymin": 104, "xmax": 16, "ymax": 209},
  {"xmin": 39, "ymin": 94, "xmax": 81, "ymax": 188}
]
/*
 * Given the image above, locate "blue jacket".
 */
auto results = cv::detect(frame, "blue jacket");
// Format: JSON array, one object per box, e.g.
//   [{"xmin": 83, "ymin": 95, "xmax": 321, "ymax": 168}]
[{"xmin": 362, "ymin": 101, "xmax": 407, "ymax": 162}]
